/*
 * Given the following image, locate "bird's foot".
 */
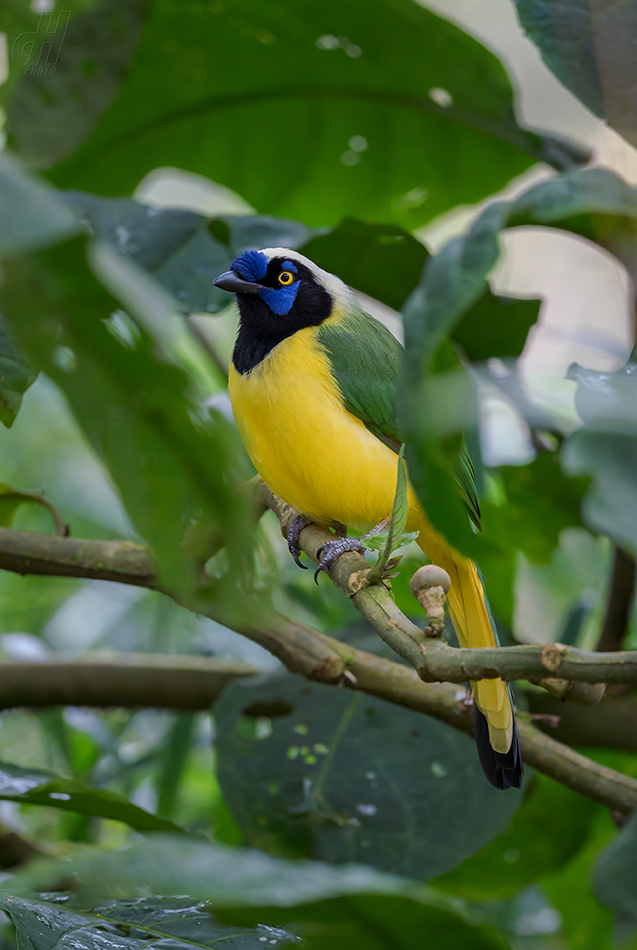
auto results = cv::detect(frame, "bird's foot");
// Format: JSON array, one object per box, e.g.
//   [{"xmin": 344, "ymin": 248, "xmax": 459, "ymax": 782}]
[
  {"xmin": 314, "ymin": 520, "xmax": 389, "ymax": 584},
  {"xmin": 287, "ymin": 515, "xmax": 312, "ymax": 569}
]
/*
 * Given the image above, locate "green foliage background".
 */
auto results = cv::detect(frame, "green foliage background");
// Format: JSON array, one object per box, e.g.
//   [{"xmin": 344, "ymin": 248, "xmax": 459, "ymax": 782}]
[{"xmin": 0, "ymin": 0, "xmax": 636, "ymax": 948}]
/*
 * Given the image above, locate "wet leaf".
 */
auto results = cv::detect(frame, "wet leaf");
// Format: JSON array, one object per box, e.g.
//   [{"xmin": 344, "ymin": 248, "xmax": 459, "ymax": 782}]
[
  {"xmin": 0, "ymin": 894, "xmax": 298, "ymax": 950},
  {"xmin": 0, "ymin": 761, "xmax": 184, "ymax": 833}
]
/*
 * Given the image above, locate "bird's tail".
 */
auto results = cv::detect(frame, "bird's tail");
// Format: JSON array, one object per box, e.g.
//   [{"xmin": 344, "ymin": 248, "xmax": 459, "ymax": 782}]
[{"xmin": 415, "ymin": 512, "xmax": 523, "ymax": 790}]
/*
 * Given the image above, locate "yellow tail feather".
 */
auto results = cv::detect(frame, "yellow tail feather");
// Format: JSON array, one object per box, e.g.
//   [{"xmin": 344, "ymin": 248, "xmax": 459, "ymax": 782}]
[{"xmin": 415, "ymin": 511, "xmax": 513, "ymax": 755}]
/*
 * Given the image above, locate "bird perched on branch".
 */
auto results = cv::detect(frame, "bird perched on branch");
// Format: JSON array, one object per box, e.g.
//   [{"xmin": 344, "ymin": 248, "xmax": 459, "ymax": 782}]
[{"xmin": 214, "ymin": 248, "xmax": 522, "ymax": 791}]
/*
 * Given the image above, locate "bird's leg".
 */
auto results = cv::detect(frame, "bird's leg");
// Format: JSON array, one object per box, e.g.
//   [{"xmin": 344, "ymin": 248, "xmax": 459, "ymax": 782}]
[
  {"xmin": 314, "ymin": 519, "xmax": 389, "ymax": 584},
  {"xmin": 287, "ymin": 514, "xmax": 312, "ymax": 569}
]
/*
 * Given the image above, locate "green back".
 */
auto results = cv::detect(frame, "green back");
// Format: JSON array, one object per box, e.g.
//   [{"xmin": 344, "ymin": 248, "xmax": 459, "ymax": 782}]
[{"xmin": 317, "ymin": 308, "xmax": 481, "ymax": 528}]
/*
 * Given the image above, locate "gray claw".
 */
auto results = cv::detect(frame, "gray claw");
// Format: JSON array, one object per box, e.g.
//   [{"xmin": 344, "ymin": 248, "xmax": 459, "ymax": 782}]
[
  {"xmin": 314, "ymin": 538, "xmax": 366, "ymax": 584},
  {"xmin": 287, "ymin": 515, "xmax": 311, "ymax": 569}
]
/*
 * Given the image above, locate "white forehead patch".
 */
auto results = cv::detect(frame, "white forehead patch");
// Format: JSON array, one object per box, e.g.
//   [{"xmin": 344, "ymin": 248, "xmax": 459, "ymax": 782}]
[{"xmin": 260, "ymin": 247, "xmax": 356, "ymax": 311}]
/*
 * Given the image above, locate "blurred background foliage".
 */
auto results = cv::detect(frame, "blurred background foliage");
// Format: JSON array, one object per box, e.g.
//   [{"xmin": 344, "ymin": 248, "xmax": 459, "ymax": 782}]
[{"xmin": 0, "ymin": 0, "xmax": 637, "ymax": 947}]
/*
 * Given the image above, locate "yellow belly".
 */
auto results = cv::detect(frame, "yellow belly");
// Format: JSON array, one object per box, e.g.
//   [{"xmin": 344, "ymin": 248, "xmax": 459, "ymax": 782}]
[{"xmin": 228, "ymin": 328, "xmax": 401, "ymax": 530}]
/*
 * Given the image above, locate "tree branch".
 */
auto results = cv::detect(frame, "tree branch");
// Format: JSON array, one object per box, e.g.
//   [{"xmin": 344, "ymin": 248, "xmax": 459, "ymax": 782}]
[
  {"xmin": 597, "ymin": 546, "xmax": 636, "ymax": 652},
  {"xmin": 1, "ymin": 510, "xmax": 637, "ymax": 813},
  {"xmin": 0, "ymin": 654, "xmax": 257, "ymax": 711}
]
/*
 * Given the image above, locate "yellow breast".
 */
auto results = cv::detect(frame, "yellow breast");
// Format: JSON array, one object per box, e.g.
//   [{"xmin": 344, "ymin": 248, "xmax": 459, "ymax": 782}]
[{"xmin": 228, "ymin": 327, "xmax": 401, "ymax": 530}]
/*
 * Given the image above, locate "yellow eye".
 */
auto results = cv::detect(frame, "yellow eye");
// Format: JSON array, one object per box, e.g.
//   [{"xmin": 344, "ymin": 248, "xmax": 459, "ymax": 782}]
[{"xmin": 278, "ymin": 270, "xmax": 294, "ymax": 286}]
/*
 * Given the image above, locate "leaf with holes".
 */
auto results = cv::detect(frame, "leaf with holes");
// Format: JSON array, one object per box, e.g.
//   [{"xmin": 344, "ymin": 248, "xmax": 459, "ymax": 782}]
[
  {"xmin": 8, "ymin": 0, "xmax": 586, "ymax": 228},
  {"xmin": 213, "ymin": 672, "xmax": 522, "ymax": 880}
]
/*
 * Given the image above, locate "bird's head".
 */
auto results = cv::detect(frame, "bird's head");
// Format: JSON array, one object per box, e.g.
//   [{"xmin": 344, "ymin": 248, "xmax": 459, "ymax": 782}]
[{"xmin": 214, "ymin": 247, "xmax": 354, "ymax": 328}]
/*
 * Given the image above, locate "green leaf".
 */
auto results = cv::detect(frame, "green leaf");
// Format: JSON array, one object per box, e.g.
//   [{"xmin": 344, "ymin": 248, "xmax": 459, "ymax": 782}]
[
  {"xmin": 451, "ymin": 292, "xmax": 541, "ymax": 362},
  {"xmin": 0, "ymin": 761, "xmax": 184, "ymax": 833},
  {"xmin": 300, "ymin": 219, "xmax": 427, "ymax": 311},
  {"xmin": 63, "ymin": 192, "xmax": 318, "ymax": 315},
  {"xmin": 433, "ymin": 774, "xmax": 599, "ymax": 900},
  {"xmin": 562, "ymin": 363, "xmax": 637, "ymax": 557},
  {"xmin": 213, "ymin": 672, "xmax": 522, "ymax": 880},
  {"xmin": 10, "ymin": 0, "xmax": 586, "ymax": 229},
  {"xmin": 3, "ymin": 0, "xmax": 146, "ymax": 167},
  {"xmin": 496, "ymin": 454, "xmax": 588, "ymax": 563},
  {"xmin": 0, "ymin": 317, "xmax": 37, "ymax": 428},
  {"xmin": 0, "ymin": 483, "xmax": 65, "ymax": 533},
  {"xmin": 513, "ymin": 0, "xmax": 637, "ymax": 148},
  {"xmin": 593, "ymin": 808, "xmax": 637, "ymax": 942},
  {"xmin": 0, "ymin": 155, "xmax": 79, "ymax": 259},
  {"xmin": 0, "ymin": 894, "xmax": 299, "ymax": 950},
  {"xmin": 3, "ymin": 838, "xmax": 512, "ymax": 950},
  {"xmin": 367, "ymin": 444, "xmax": 413, "ymax": 581},
  {"xmin": 0, "ymin": 235, "xmax": 251, "ymax": 597},
  {"xmin": 399, "ymin": 166, "xmax": 637, "ymax": 557}
]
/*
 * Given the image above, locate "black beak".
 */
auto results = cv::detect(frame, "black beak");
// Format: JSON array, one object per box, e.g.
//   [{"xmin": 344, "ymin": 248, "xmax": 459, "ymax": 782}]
[{"xmin": 213, "ymin": 270, "xmax": 262, "ymax": 294}]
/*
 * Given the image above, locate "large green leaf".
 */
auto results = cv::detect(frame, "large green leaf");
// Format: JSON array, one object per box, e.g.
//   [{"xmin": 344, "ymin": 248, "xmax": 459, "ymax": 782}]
[
  {"xmin": 3, "ymin": 838, "xmax": 512, "ymax": 950},
  {"xmin": 0, "ymin": 894, "xmax": 299, "ymax": 950},
  {"xmin": 3, "ymin": 0, "xmax": 146, "ymax": 168},
  {"xmin": 0, "ymin": 761, "xmax": 183, "ymax": 833},
  {"xmin": 6, "ymin": 0, "xmax": 586, "ymax": 228},
  {"xmin": 299, "ymin": 219, "xmax": 427, "ymax": 311},
  {"xmin": 433, "ymin": 774, "xmax": 598, "ymax": 900},
  {"xmin": 562, "ymin": 363, "xmax": 637, "ymax": 557},
  {"xmin": 213, "ymin": 672, "xmax": 522, "ymax": 880},
  {"xmin": 399, "ymin": 166, "xmax": 637, "ymax": 556},
  {"xmin": 0, "ymin": 164, "xmax": 252, "ymax": 597},
  {"xmin": 513, "ymin": 0, "xmax": 637, "ymax": 148},
  {"xmin": 63, "ymin": 191, "xmax": 316, "ymax": 314},
  {"xmin": 451, "ymin": 291, "xmax": 540, "ymax": 362},
  {"xmin": 0, "ymin": 155, "xmax": 79, "ymax": 259},
  {"xmin": 593, "ymin": 808, "xmax": 637, "ymax": 941}
]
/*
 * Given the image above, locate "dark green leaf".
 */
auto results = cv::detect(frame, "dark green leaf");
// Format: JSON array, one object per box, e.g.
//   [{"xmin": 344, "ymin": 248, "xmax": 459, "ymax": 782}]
[
  {"xmin": 399, "ymin": 166, "xmax": 637, "ymax": 556},
  {"xmin": 0, "ymin": 761, "xmax": 184, "ymax": 833},
  {"xmin": 16, "ymin": 0, "xmax": 586, "ymax": 228},
  {"xmin": 3, "ymin": 839, "xmax": 511, "ymax": 950},
  {"xmin": 300, "ymin": 219, "xmax": 427, "ymax": 310},
  {"xmin": 213, "ymin": 672, "xmax": 522, "ymax": 880},
  {"xmin": 497, "ymin": 454, "xmax": 588, "ymax": 563},
  {"xmin": 451, "ymin": 292, "xmax": 541, "ymax": 362},
  {"xmin": 0, "ymin": 894, "xmax": 298, "ymax": 950},
  {"xmin": 4, "ymin": 0, "xmax": 147, "ymax": 167},
  {"xmin": 433, "ymin": 774, "xmax": 598, "ymax": 900},
  {"xmin": 562, "ymin": 363, "xmax": 637, "ymax": 556},
  {"xmin": 63, "ymin": 192, "xmax": 317, "ymax": 314},
  {"xmin": 513, "ymin": 0, "xmax": 637, "ymax": 148},
  {"xmin": 0, "ymin": 234, "xmax": 252, "ymax": 597},
  {"xmin": 0, "ymin": 317, "xmax": 37, "ymax": 428},
  {"xmin": 594, "ymin": 808, "xmax": 637, "ymax": 942},
  {"xmin": 218, "ymin": 893, "xmax": 512, "ymax": 950}
]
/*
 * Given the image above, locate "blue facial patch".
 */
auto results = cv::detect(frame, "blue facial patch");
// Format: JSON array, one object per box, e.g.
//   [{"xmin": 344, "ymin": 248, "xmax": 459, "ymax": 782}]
[
  {"xmin": 232, "ymin": 249, "xmax": 268, "ymax": 282},
  {"xmin": 281, "ymin": 260, "xmax": 298, "ymax": 273},
  {"xmin": 259, "ymin": 281, "xmax": 300, "ymax": 315}
]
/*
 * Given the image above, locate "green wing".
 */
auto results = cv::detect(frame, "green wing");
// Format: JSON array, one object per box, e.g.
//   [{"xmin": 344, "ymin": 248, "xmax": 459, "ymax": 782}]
[
  {"xmin": 318, "ymin": 308, "xmax": 403, "ymax": 452},
  {"xmin": 317, "ymin": 308, "xmax": 481, "ymax": 528}
]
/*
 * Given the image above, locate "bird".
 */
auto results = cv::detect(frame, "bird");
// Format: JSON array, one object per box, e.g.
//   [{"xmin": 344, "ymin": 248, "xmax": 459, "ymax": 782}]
[{"xmin": 213, "ymin": 248, "xmax": 523, "ymax": 791}]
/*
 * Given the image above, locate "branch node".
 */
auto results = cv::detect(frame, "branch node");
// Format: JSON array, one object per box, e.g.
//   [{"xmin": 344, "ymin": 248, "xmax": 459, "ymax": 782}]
[
  {"xmin": 348, "ymin": 568, "xmax": 371, "ymax": 595},
  {"xmin": 540, "ymin": 642, "xmax": 566, "ymax": 674}
]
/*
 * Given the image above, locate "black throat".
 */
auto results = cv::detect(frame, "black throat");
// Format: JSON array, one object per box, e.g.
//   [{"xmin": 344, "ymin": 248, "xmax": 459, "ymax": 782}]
[{"xmin": 232, "ymin": 275, "xmax": 332, "ymax": 374}]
